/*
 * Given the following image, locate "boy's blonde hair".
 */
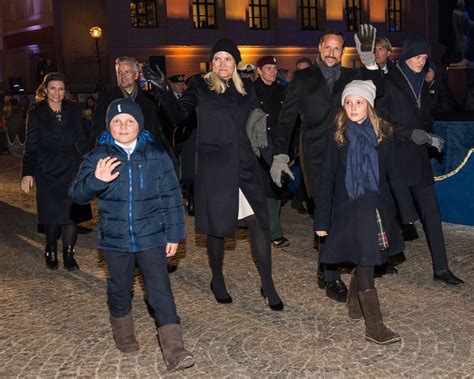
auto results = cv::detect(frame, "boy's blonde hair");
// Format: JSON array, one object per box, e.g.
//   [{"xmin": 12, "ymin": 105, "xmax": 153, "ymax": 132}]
[
  {"xmin": 334, "ymin": 104, "xmax": 392, "ymax": 146},
  {"xmin": 204, "ymin": 64, "xmax": 247, "ymax": 96}
]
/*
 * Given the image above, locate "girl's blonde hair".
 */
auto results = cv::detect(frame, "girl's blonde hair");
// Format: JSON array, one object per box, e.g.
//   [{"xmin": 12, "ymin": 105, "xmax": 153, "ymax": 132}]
[
  {"xmin": 35, "ymin": 72, "xmax": 74, "ymax": 103},
  {"xmin": 334, "ymin": 103, "xmax": 391, "ymax": 146},
  {"xmin": 204, "ymin": 63, "xmax": 247, "ymax": 96}
]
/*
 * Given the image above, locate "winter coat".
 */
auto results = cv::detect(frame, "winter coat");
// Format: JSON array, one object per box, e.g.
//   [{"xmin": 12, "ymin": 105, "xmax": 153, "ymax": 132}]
[
  {"xmin": 69, "ymin": 132, "xmax": 185, "ymax": 253},
  {"xmin": 273, "ymin": 64, "xmax": 383, "ymax": 198},
  {"xmin": 314, "ymin": 135, "xmax": 417, "ymax": 266},
  {"xmin": 377, "ymin": 65, "xmax": 435, "ymax": 186},
  {"xmin": 160, "ymin": 75, "xmax": 268, "ymax": 237},
  {"xmin": 22, "ymin": 101, "xmax": 92, "ymax": 224},
  {"xmin": 253, "ymin": 78, "xmax": 286, "ymax": 198}
]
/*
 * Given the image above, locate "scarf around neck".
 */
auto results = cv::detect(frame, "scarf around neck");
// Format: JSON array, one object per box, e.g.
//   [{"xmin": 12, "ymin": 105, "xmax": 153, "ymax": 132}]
[
  {"xmin": 397, "ymin": 60, "xmax": 424, "ymax": 107},
  {"xmin": 344, "ymin": 118, "xmax": 379, "ymax": 200},
  {"xmin": 120, "ymin": 83, "xmax": 139, "ymax": 102},
  {"xmin": 316, "ymin": 56, "xmax": 342, "ymax": 93}
]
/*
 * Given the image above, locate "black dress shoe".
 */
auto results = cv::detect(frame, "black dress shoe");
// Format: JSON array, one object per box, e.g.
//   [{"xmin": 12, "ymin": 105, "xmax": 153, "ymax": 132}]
[
  {"xmin": 291, "ymin": 199, "xmax": 307, "ymax": 214},
  {"xmin": 260, "ymin": 288, "xmax": 284, "ymax": 311},
  {"xmin": 433, "ymin": 269, "xmax": 464, "ymax": 285},
  {"xmin": 167, "ymin": 264, "xmax": 177, "ymax": 273},
  {"xmin": 385, "ymin": 265, "xmax": 398, "ymax": 274},
  {"xmin": 325, "ymin": 280, "xmax": 348, "ymax": 302},
  {"xmin": 272, "ymin": 237, "xmax": 290, "ymax": 248},
  {"xmin": 317, "ymin": 274, "xmax": 325, "ymax": 289},
  {"xmin": 210, "ymin": 283, "xmax": 233, "ymax": 304},
  {"xmin": 402, "ymin": 223, "xmax": 419, "ymax": 241}
]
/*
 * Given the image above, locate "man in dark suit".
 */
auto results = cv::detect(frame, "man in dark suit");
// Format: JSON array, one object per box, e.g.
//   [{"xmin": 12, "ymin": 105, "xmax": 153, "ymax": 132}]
[
  {"xmin": 92, "ymin": 56, "xmax": 163, "ymax": 147},
  {"xmin": 270, "ymin": 27, "xmax": 381, "ymax": 302}
]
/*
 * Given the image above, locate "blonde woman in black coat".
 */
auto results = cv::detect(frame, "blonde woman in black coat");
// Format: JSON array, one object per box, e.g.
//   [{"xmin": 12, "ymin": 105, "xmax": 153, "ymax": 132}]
[
  {"xmin": 21, "ymin": 72, "xmax": 92, "ymax": 271},
  {"xmin": 144, "ymin": 38, "xmax": 283, "ymax": 311},
  {"xmin": 314, "ymin": 80, "xmax": 417, "ymax": 344}
]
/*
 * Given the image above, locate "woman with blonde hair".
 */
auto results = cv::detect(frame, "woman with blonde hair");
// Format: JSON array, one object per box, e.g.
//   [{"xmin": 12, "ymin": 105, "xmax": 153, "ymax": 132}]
[
  {"xmin": 144, "ymin": 38, "xmax": 284, "ymax": 310},
  {"xmin": 314, "ymin": 80, "xmax": 417, "ymax": 344},
  {"xmin": 21, "ymin": 72, "xmax": 92, "ymax": 271}
]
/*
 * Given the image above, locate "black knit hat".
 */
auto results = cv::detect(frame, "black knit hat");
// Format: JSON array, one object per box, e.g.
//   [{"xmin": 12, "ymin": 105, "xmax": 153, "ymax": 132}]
[
  {"xmin": 401, "ymin": 37, "xmax": 430, "ymax": 61},
  {"xmin": 210, "ymin": 38, "xmax": 241, "ymax": 63},
  {"xmin": 106, "ymin": 98, "xmax": 144, "ymax": 132}
]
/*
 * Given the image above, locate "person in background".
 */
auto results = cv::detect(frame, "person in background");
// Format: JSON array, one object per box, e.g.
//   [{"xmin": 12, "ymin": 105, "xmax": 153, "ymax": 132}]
[
  {"xmin": 237, "ymin": 62, "xmax": 257, "ymax": 80},
  {"xmin": 374, "ymin": 36, "xmax": 395, "ymax": 74},
  {"xmin": 21, "ymin": 72, "xmax": 92, "ymax": 271},
  {"xmin": 82, "ymin": 96, "xmax": 96, "ymax": 122},
  {"xmin": 254, "ymin": 55, "xmax": 290, "ymax": 248}
]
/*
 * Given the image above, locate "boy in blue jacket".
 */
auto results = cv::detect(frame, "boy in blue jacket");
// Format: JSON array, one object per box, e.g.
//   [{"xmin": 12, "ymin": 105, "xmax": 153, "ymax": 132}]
[{"xmin": 70, "ymin": 98, "xmax": 194, "ymax": 372}]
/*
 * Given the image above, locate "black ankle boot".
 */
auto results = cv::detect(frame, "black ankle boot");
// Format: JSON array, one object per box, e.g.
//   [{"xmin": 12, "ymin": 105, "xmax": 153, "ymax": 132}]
[
  {"xmin": 63, "ymin": 245, "xmax": 80, "ymax": 271},
  {"xmin": 45, "ymin": 243, "xmax": 58, "ymax": 270}
]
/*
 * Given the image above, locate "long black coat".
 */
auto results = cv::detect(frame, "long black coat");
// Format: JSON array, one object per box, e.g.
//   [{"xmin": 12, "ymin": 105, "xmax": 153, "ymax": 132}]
[
  {"xmin": 314, "ymin": 136, "xmax": 417, "ymax": 266},
  {"xmin": 253, "ymin": 78, "xmax": 286, "ymax": 198},
  {"xmin": 160, "ymin": 75, "xmax": 268, "ymax": 237},
  {"xmin": 274, "ymin": 65, "xmax": 382, "ymax": 198},
  {"xmin": 377, "ymin": 66, "xmax": 435, "ymax": 186},
  {"xmin": 22, "ymin": 101, "xmax": 92, "ymax": 224}
]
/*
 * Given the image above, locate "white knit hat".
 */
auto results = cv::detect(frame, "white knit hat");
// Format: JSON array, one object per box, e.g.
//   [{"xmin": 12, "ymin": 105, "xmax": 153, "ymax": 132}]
[{"xmin": 341, "ymin": 80, "xmax": 376, "ymax": 107}]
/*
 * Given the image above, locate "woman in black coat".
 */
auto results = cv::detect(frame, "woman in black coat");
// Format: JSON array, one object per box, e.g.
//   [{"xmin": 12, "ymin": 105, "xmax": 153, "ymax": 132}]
[
  {"xmin": 21, "ymin": 72, "xmax": 92, "ymax": 271},
  {"xmin": 144, "ymin": 38, "xmax": 283, "ymax": 310},
  {"xmin": 314, "ymin": 80, "xmax": 417, "ymax": 344}
]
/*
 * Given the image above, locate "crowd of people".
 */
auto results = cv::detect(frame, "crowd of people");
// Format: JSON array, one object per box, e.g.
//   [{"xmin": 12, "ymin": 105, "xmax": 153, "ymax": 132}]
[{"xmin": 13, "ymin": 24, "xmax": 466, "ymax": 372}]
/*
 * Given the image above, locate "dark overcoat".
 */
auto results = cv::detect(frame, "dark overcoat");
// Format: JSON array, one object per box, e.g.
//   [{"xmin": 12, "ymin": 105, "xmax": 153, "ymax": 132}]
[
  {"xmin": 314, "ymin": 135, "xmax": 417, "ymax": 266},
  {"xmin": 377, "ymin": 66, "xmax": 435, "ymax": 186},
  {"xmin": 160, "ymin": 75, "xmax": 268, "ymax": 237},
  {"xmin": 253, "ymin": 78, "xmax": 286, "ymax": 198},
  {"xmin": 22, "ymin": 101, "xmax": 92, "ymax": 224},
  {"xmin": 273, "ymin": 65, "xmax": 382, "ymax": 198}
]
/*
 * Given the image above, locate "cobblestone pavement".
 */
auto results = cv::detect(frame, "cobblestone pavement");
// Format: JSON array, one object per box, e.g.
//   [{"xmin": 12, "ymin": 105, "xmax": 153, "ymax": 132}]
[{"xmin": 0, "ymin": 155, "xmax": 473, "ymax": 378}]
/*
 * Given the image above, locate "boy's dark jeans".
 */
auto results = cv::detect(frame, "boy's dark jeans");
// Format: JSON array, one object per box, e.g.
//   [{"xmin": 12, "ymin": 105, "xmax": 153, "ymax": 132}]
[{"xmin": 103, "ymin": 247, "xmax": 180, "ymax": 326}]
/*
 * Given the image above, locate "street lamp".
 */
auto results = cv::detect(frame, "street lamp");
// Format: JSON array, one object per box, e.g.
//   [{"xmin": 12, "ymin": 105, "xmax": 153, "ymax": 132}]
[{"xmin": 89, "ymin": 26, "xmax": 103, "ymax": 90}]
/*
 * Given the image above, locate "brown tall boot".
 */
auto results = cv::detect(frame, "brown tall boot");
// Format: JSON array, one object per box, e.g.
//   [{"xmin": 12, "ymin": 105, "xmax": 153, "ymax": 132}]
[
  {"xmin": 358, "ymin": 289, "xmax": 401, "ymax": 345},
  {"xmin": 347, "ymin": 273, "xmax": 362, "ymax": 320},
  {"xmin": 157, "ymin": 323, "xmax": 195, "ymax": 372},
  {"xmin": 110, "ymin": 313, "xmax": 139, "ymax": 353}
]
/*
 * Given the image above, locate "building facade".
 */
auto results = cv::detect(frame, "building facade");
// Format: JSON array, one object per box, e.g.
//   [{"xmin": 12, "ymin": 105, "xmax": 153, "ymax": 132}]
[{"xmin": 1, "ymin": 0, "xmax": 441, "ymax": 92}]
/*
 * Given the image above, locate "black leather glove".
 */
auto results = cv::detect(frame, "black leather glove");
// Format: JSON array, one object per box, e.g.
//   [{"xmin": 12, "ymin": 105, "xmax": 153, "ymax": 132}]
[{"xmin": 142, "ymin": 63, "xmax": 169, "ymax": 95}]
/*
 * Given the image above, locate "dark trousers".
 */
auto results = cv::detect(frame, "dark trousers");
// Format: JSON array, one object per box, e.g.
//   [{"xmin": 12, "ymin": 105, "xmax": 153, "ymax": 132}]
[
  {"xmin": 103, "ymin": 247, "xmax": 180, "ymax": 326},
  {"xmin": 410, "ymin": 183, "xmax": 449, "ymax": 272},
  {"xmin": 266, "ymin": 198, "xmax": 283, "ymax": 240}
]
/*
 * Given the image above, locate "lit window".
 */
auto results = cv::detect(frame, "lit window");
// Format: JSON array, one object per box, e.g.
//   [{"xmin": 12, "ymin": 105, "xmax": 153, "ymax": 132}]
[
  {"xmin": 386, "ymin": 0, "xmax": 402, "ymax": 32},
  {"xmin": 345, "ymin": 0, "xmax": 361, "ymax": 31},
  {"xmin": 193, "ymin": 0, "xmax": 217, "ymax": 29},
  {"xmin": 130, "ymin": 0, "xmax": 157, "ymax": 28},
  {"xmin": 249, "ymin": 0, "xmax": 270, "ymax": 30},
  {"xmin": 300, "ymin": 0, "xmax": 318, "ymax": 31}
]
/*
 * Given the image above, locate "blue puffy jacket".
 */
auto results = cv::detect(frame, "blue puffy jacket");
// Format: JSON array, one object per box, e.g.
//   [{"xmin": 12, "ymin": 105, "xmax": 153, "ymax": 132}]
[{"xmin": 70, "ymin": 131, "xmax": 185, "ymax": 253}]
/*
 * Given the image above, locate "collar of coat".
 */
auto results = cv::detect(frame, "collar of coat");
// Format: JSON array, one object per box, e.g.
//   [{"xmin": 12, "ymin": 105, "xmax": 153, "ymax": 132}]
[{"xmin": 97, "ymin": 130, "xmax": 154, "ymax": 156}]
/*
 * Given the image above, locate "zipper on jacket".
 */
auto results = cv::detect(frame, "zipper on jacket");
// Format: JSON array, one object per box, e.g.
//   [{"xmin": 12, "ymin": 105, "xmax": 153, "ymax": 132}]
[
  {"xmin": 128, "ymin": 155, "xmax": 136, "ymax": 252},
  {"xmin": 139, "ymin": 164, "xmax": 143, "ymax": 189}
]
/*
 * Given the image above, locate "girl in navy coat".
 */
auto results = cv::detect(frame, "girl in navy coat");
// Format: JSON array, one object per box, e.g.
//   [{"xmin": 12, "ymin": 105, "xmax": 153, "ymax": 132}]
[
  {"xmin": 70, "ymin": 99, "xmax": 194, "ymax": 372},
  {"xmin": 314, "ymin": 80, "xmax": 417, "ymax": 345}
]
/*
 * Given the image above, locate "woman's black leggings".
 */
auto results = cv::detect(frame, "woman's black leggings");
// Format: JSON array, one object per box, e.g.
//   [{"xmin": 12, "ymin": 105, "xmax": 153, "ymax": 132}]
[
  {"xmin": 355, "ymin": 266, "xmax": 375, "ymax": 291},
  {"xmin": 45, "ymin": 223, "xmax": 78, "ymax": 248},
  {"xmin": 207, "ymin": 215, "xmax": 280, "ymax": 304}
]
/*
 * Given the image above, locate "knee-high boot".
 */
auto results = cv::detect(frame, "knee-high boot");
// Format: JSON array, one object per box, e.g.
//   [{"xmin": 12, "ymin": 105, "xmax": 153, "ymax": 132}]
[
  {"xmin": 347, "ymin": 272, "xmax": 362, "ymax": 320},
  {"xmin": 358, "ymin": 289, "xmax": 400, "ymax": 344}
]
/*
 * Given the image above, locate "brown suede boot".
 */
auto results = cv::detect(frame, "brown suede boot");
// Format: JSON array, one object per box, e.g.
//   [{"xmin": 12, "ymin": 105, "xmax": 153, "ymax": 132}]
[
  {"xmin": 157, "ymin": 323, "xmax": 195, "ymax": 372},
  {"xmin": 347, "ymin": 273, "xmax": 362, "ymax": 320},
  {"xmin": 358, "ymin": 289, "xmax": 401, "ymax": 345},
  {"xmin": 110, "ymin": 313, "xmax": 139, "ymax": 353}
]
